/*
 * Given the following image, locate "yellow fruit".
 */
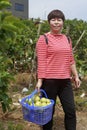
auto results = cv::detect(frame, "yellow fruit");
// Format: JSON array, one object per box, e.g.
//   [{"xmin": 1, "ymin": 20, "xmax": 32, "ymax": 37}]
[
  {"xmin": 41, "ymin": 102, "xmax": 47, "ymax": 107},
  {"xmin": 46, "ymin": 99, "xmax": 51, "ymax": 104},
  {"xmin": 34, "ymin": 96, "xmax": 40, "ymax": 103},
  {"xmin": 40, "ymin": 97, "xmax": 47, "ymax": 103},
  {"xmin": 35, "ymin": 101, "xmax": 41, "ymax": 107}
]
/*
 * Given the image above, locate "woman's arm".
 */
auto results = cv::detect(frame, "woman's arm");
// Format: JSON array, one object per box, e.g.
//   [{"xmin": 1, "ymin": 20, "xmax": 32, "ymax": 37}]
[
  {"xmin": 35, "ymin": 78, "xmax": 43, "ymax": 91},
  {"xmin": 35, "ymin": 35, "xmax": 47, "ymax": 91},
  {"xmin": 71, "ymin": 63, "xmax": 81, "ymax": 88},
  {"xmin": 36, "ymin": 35, "xmax": 47, "ymax": 78}
]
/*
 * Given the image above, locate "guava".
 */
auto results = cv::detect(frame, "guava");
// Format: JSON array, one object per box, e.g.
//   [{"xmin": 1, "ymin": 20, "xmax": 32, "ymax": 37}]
[
  {"xmin": 34, "ymin": 96, "xmax": 40, "ymax": 103},
  {"xmin": 40, "ymin": 97, "xmax": 47, "ymax": 103},
  {"xmin": 46, "ymin": 99, "xmax": 51, "ymax": 104},
  {"xmin": 35, "ymin": 101, "xmax": 41, "ymax": 107},
  {"xmin": 41, "ymin": 102, "xmax": 47, "ymax": 107}
]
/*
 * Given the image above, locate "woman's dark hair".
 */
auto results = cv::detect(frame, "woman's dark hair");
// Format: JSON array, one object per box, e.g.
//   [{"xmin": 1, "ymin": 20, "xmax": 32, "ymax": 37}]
[{"xmin": 47, "ymin": 9, "xmax": 65, "ymax": 22}]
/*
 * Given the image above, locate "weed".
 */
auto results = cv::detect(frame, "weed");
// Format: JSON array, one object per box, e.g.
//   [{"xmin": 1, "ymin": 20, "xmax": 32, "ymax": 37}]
[{"xmin": 0, "ymin": 122, "xmax": 5, "ymax": 130}]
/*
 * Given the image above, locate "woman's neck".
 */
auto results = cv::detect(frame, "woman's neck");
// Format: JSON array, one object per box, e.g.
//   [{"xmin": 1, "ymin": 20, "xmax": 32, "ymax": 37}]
[
  {"xmin": 50, "ymin": 30, "xmax": 61, "ymax": 35},
  {"xmin": 50, "ymin": 31, "xmax": 62, "ymax": 35}
]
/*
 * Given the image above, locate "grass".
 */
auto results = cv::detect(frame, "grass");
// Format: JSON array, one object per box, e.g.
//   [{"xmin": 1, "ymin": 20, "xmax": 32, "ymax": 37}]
[
  {"xmin": 0, "ymin": 121, "xmax": 24, "ymax": 130},
  {"xmin": 5, "ymin": 73, "xmax": 87, "ymax": 130}
]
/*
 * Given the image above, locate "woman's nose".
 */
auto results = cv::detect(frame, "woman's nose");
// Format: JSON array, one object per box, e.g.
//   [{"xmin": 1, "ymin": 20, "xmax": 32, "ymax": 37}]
[{"xmin": 55, "ymin": 20, "xmax": 59, "ymax": 23}]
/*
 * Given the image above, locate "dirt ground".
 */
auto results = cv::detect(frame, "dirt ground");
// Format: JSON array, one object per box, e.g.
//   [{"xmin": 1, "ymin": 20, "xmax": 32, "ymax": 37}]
[
  {"xmin": 0, "ymin": 95, "xmax": 87, "ymax": 130},
  {"xmin": 0, "ymin": 73, "xmax": 87, "ymax": 130}
]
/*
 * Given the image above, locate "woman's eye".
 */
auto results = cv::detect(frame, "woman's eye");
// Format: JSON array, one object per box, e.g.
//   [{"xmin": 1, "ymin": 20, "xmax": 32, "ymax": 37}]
[
  {"xmin": 51, "ymin": 19, "xmax": 55, "ymax": 21},
  {"xmin": 51, "ymin": 18, "xmax": 62, "ymax": 22},
  {"xmin": 58, "ymin": 19, "xmax": 62, "ymax": 21}
]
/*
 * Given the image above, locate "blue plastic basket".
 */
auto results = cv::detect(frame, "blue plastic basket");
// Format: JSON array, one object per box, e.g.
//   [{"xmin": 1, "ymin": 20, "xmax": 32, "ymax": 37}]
[{"xmin": 20, "ymin": 89, "xmax": 54, "ymax": 125}]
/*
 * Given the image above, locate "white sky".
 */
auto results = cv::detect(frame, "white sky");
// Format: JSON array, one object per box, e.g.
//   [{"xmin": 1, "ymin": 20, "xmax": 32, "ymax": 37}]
[{"xmin": 29, "ymin": 0, "xmax": 87, "ymax": 21}]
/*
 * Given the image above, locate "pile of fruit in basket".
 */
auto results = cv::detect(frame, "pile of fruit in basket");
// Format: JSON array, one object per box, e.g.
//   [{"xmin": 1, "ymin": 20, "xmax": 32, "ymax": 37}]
[{"xmin": 25, "ymin": 95, "xmax": 51, "ymax": 107}]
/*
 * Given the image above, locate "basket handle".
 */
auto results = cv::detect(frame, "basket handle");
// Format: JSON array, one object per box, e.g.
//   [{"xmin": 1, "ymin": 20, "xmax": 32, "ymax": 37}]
[
  {"xmin": 40, "ymin": 89, "xmax": 48, "ymax": 98},
  {"xmin": 32, "ymin": 89, "xmax": 48, "ymax": 98}
]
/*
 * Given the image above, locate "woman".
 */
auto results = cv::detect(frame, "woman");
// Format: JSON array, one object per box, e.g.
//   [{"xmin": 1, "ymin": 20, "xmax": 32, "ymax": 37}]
[{"xmin": 36, "ymin": 9, "xmax": 81, "ymax": 130}]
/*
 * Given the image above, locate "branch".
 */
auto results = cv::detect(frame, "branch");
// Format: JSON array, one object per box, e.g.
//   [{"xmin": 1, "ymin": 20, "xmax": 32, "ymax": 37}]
[{"xmin": 73, "ymin": 30, "xmax": 85, "ymax": 53}]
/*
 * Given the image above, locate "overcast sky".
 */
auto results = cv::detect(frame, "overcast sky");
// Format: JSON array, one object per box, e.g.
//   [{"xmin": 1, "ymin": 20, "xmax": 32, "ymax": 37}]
[{"xmin": 29, "ymin": 0, "xmax": 87, "ymax": 21}]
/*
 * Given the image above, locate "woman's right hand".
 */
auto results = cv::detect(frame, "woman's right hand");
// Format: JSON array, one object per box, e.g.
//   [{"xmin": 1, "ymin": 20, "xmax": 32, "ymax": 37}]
[{"xmin": 35, "ymin": 79, "xmax": 43, "ymax": 92}]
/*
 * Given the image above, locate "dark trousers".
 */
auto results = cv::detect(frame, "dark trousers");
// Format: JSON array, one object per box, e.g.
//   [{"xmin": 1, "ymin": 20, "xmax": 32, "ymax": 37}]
[{"xmin": 41, "ymin": 79, "xmax": 76, "ymax": 130}]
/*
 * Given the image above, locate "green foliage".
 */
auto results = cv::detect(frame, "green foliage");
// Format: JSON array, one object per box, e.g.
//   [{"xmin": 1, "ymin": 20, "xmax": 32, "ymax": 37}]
[
  {"xmin": 0, "ymin": 69, "xmax": 12, "ymax": 112},
  {"xmin": 40, "ymin": 20, "xmax": 50, "ymax": 34},
  {"xmin": 0, "ymin": 1, "xmax": 23, "ymax": 113},
  {"xmin": 0, "ymin": 52, "xmax": 13, "ymax": 113},
  {"xmin": 0, "ymin": 0, "xmax": 11, "ymax": 10},
  {"xmin": 0, "ymin": 64, "xmax": 12, "ymax": 111},
  {"xmin": 7, "ymin": 19, "xmax": 38, "ymax": 72}
]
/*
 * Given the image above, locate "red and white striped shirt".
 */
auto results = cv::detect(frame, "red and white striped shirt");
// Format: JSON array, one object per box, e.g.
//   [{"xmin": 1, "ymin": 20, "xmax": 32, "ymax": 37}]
[{"xmin": 36, "ymin": 33, "xmax": 75, "ymax": 79}]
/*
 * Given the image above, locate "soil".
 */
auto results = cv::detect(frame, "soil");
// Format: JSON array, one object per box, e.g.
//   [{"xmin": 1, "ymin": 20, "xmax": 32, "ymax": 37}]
[
  {"xmin": 0, "ymin": 92, "xmax": 87, "ymax": 130},
  {"xmin": 0, "ymin": 73, "xmax": 87, "ymax": 130}
]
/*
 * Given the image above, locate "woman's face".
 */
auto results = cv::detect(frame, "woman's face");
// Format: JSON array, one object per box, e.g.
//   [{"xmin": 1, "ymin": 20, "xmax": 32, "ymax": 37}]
[{"xmin": 49, "ymin": 18, "xmax": 63, "ymax": 34}]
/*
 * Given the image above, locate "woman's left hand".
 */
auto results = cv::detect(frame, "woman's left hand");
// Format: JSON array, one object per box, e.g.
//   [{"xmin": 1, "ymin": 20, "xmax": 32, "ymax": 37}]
[{"xmin": 74, "ymin": 76, "xmax": 81, "ymax": 88}]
